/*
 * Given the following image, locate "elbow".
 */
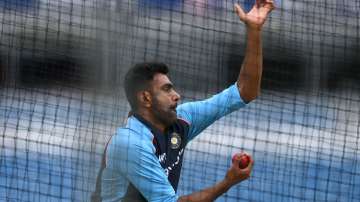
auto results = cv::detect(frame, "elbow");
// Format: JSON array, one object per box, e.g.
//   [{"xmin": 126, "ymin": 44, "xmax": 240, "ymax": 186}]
[
  {"xmin": 241, "ymin": 93, "xmax": 259, "ymax": 103},
  {"xmin": 238, "ymin": 85, "xmax": 260, "ymax": 103},
  {"xmin": 237, "ymin": 77, "xmax": 261, "ymax": 103}
]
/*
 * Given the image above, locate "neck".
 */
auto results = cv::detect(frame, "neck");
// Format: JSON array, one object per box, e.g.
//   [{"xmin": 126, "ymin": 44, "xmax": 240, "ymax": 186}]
[{"xmin": 135, "ymin": 110, "xmax": 167, "ymax": 133}]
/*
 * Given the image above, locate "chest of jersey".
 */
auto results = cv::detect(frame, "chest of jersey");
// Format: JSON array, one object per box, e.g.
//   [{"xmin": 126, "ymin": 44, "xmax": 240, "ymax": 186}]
[{"xmin": 151, "ymin": 119, "xmax": 189, "ymax": 191}]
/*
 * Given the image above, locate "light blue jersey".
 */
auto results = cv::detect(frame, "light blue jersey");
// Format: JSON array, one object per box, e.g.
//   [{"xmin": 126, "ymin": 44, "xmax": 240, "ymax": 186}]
[{"xmin": 101, "ymin": 83, "xmax": 247, "ymax": 202}]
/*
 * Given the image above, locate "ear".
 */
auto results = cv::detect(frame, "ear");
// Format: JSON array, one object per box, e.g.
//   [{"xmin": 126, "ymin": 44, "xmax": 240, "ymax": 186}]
[{"xmin": 137, "ymin": 91, "xmax": 152, "ymax": 108}]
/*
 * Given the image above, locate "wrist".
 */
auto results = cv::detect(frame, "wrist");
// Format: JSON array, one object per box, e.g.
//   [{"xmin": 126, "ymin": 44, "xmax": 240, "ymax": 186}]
[
  {"xmin": 246, "ymin": 26, "xmax": 262, "ymax": 35},
  {"xmin": 223, "ymin": 176, "xmax": 236, "ymax": 189}
]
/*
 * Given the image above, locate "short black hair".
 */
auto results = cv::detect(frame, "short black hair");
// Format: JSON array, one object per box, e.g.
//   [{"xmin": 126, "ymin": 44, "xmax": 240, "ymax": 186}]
[{"xmin": 124, "ymin": 62, "xmax": 169, "ymax": 110}]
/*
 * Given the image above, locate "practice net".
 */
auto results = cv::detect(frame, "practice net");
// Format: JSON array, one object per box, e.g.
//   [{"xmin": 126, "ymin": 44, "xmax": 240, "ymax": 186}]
[{"xmin": 0, "ymin": 0, "xmax": 359, "ymax": 201}]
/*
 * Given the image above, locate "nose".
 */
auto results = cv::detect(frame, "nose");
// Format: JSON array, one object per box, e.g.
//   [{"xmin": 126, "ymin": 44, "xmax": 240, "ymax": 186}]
[{"xmin": 173, "ymin": 90, "xmax": 181, "ymax": 102}]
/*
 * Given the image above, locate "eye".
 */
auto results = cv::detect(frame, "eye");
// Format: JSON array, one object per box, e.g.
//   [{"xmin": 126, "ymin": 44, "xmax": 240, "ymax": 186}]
[
  {"xmin": 165, "ymin": 87, "xmax": 172, "ymax": 92},
  {"xmin": 163, "ymin": 84, "xmax": 173, "ymax": 92}
]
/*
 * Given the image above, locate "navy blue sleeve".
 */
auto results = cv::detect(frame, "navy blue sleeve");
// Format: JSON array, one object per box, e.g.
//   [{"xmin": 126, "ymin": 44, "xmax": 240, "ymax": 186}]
[
  {"xmin": 105, "ymin": 128, "xmax": 178, "ymax": 202},
  {"xmin": 177, "ymin": 83, "xmax": 247, "ymax": 141}
]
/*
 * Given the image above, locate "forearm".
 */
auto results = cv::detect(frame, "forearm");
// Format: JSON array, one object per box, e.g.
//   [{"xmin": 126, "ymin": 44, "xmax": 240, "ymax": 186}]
[
  {"xmin": 238, "ymin": 28, "xmax": 263, "ymax": 103},
  {"xmin": 177, "ymin": 179, "xmax": 232, "ymax": 202}
]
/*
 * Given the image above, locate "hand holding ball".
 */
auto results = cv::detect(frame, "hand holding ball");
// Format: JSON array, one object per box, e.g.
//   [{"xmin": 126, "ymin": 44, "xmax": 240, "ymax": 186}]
[
  {"xmin": 232, "ymin": 152, "xmax": 250, "ymax": 169},
  {"xmin": 226, "ymin": 152, "xmax": 253, "ymax": 184}
]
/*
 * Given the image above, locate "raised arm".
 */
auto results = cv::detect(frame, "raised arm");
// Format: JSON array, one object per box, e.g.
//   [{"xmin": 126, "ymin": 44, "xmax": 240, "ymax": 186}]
[
  {"xmin": 235, "ymin": 0, "xmax": 275, "ymax": 103},
  {"xmin": 177, "ymin": 1, "xmax": 275, "ymax": 141},
  {"xmin": 174, "ymin": 2, "xmax": 274, "ymax": 201}
]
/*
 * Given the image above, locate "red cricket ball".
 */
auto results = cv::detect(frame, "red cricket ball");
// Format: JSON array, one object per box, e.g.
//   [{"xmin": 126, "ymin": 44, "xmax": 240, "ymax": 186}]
[{"xmin": 232, "ymin": 152, "xmax": 250, "ymax": 169}]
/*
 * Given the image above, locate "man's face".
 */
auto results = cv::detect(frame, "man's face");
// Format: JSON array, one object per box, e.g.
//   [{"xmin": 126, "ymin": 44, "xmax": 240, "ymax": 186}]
[{"xmin": 149, "ymin": 73, "xmax": 181, "ymax": 127}]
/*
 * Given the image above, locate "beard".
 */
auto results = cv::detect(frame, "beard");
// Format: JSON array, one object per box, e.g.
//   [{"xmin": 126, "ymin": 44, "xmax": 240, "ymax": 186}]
[{"xmin": 151, "ymin": 97, "xmax": 177, "ymax": 127}]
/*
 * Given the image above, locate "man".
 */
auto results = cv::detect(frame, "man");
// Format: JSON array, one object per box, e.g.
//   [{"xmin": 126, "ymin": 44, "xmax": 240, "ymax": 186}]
[{"xmin": 100, "ymin": 1, "xmax": 274, "ymax": 201}]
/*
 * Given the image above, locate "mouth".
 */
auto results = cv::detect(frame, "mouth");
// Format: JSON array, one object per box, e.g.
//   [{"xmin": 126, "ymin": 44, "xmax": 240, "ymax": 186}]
[{"xmin": 170, "ymin": 105, "xmax": 177, "ymax": 113}]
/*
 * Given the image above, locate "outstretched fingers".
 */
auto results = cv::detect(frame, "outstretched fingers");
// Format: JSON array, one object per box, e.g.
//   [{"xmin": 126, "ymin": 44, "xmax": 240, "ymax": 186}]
[
  {"xmin": 264, "ymin": 0, "xmax": 275, "ymax": 11},
  {"xmin": 256, "ymin": 0, "xmax": 261, "ymax": 8},
  {"xmin": 234, "ymin": 3, "xmax": 246, "ymax": 22}
]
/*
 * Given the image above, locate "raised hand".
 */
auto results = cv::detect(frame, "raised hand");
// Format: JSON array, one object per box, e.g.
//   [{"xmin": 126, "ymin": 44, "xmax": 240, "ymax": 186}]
[{"xmin": 234, "ymin": 0, "xmax": 275, "ymax": 30}]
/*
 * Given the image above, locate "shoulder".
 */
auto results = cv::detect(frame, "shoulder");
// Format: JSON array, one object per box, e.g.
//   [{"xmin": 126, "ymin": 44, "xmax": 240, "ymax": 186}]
[
  {"xmin": 116, "ymin": 116, "xmax": 154, "ymax": 141},
  {"xmin": 108, "ymin": 121, "xmax": 155, "ymax": 156},
  {"xmin": 113, "ymin": 127, "xmax": 152, "ymax": 145},
  {"xmin": 106, "ymin": 128, "xmax": 157, "ymax": 170}
]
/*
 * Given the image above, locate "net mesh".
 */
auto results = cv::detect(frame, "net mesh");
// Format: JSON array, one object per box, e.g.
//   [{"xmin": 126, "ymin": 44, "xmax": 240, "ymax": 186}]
[{"xmin": 1, "ymin": 0, "xmax": 359, "ymax": 201}]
